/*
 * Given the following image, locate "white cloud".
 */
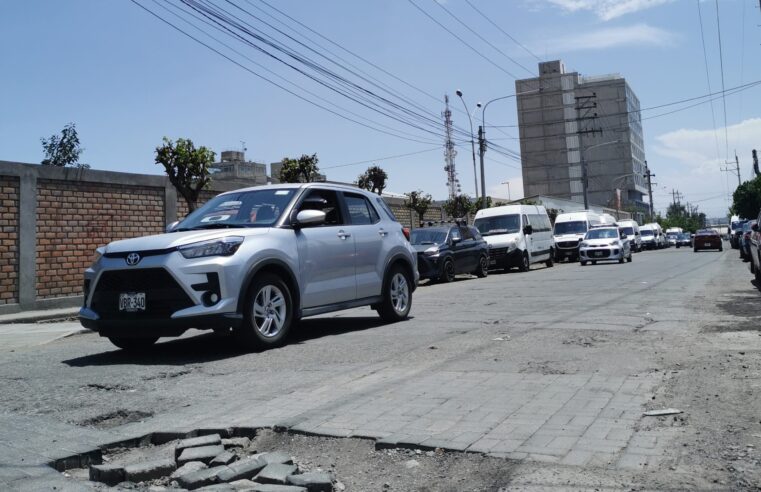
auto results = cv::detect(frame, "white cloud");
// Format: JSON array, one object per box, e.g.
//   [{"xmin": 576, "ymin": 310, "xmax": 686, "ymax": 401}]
[
  {"xmin": 543, "ymin": 0, "xmax": 675, "ymax": 21},
  {"xmin": 539, "ymin": 23, "xmax": 677, "ymax": 53}
]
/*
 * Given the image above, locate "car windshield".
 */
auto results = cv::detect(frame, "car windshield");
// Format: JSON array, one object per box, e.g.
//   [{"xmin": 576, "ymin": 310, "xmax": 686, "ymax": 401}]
[
  {"xmin": 641, "ymin": 229, "xmax": 654, "ymax": 236},
  {"xmin": 732, "ymin": 221, "xmax": 746, "ymax": 231},
  {"xmin": 621, "ymin": 227, "xmax": 634, "ymax": 236},
  {"xmin": 680, "ymin": 233, "xmax": 691, "ymax": 239},
  {"xmin": 666, "ymin": 232, "xmax": 678, "ymax": 238},
  {"xmin": 554, "ymin": 221, "xmax": 587, "ymax": 235},
  {"xmin": 175, "ymin": 189, "xmax": 296, "ymax": 231},
  {"xmin": 585, "ymin": 228, "xmax": 618, "ymax": 240},
  {"xmin": 743, "ymin": 223, "xmax": 753, "ymax": 232},
  {"xmin": 474, "ymin": 214, "xmax": 520, "ymax": 236},
  {"xmin": 409, "ymin": 229, "xmax": 448, "ymax": 245}
]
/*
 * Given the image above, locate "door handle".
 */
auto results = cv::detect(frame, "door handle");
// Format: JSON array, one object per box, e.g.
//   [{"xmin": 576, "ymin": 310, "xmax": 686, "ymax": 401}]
[
  {"xmin": 378, "ymin": 229, "xmax": 388, "ymax": 237},
  {"xmin": 337, "ymin": 231, "xmax": 351, "ymax": 239}
]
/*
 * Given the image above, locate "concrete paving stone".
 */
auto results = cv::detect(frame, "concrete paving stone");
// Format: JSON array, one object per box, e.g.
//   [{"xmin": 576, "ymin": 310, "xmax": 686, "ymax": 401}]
[
  {"xmin": 176, "ymin": 434, "xmax": 223, "ymax": 458},
  {"xmin": 258, "ymin": 451, "xmax": 294, "ymax": 466},
  {"xmin": 177, "ymin": 465, "xmax": 230, "ymax": 490},
  {"xmin": 575, "ymin": 439, "xmax": 628, "ymax": 454},
  {"xmin": 228, "ymin": 478, "xmax": 257, "ymax": 488},
  {"xmin": 254, "ymin": 464, "xmax": 298, "ymax": 485},
  {"xmin": 586, "ymin": 452, "xmax": 618, "ymax": 467},
  {"xmin": 250, "ymin": 484, "xmax": 308, "ymax": 492},
  {"xmin": 172, "ymin": 461, "xmax": 208, "ymax": 479},
  {"xmin": 467, "ymin": 438, "xmax": 500, "ymax": 453},
  {"xmin": 548, "ymin": 436, "xmax": 580, "ymax": 450},
  {"xmin": 211, "ymin": 450, "xmax": 238, "ymax": 466},
  {"xmin": 178, "ymin": 445, "xmax": 227, "ymax": 465},
  {"xmin": 222, "ymin": 437, "xmax": 251, "ymax": 449},
  {"xmin": 623, "ymin": 445, "xmax": 665, "ymax": 457},
  {"xmin": 124, "ymin": 458, "xmax": 176, "ymax": 482},
  {"xmin": 216, "ymin": 456, "xmax": 267, "ymax": 482},
  {"xmin": 489, "ymin": 439, "xmax": 524, "ymax": 454},
  {"xmin": 628, "ymin": 434, "xmax": 658, "ymax": 449},
  {"xmin": 605, "ymin": 427, "xmax": 633, "ymax": 442},
  {"xmin": 89, "ymin": 464, "xmax": 125, "ymax": 485},
  {"xmin": 527, "ymin": 453, "xmax": 561, "ymax": 463},
  {"xmin": 559, "ymin": 450, "xmax": 595, "ymax": 466},
  {"xmin": 286, "ymin": 471, "xmax": 333, "ymax": 492},
  {"xmin": 616, "ymin": 453, "xmax": 650, "ymax": 470}
]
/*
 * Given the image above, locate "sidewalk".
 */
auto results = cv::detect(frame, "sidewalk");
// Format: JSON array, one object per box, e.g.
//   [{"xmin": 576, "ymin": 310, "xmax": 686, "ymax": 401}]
[
  {"xmin": 0, "ymin": 307, "xmax": 80, "ymax": 325},
  {"xmin": 0, "ymin": 322, "xmax": 88, "ymax": 351}
]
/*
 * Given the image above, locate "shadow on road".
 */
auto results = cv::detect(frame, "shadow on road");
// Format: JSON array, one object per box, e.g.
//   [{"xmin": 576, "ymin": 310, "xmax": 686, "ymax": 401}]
[{"xmin": 62, "ymin": 315, "xmax": 399, "ymax": 367}]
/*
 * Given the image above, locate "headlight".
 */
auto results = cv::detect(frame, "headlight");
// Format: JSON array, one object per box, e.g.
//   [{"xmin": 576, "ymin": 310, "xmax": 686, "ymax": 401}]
[
  {"xmin": 580, "ymin": 242, "xmax": 588, "ymax": 248},
  {"xmin": 93, "ymin": 246, "xmax": 105, "ymax": 263},
  {"xmin": 424, "ymin": 246, "xmax": 440, "ymax": 257},
  {"xmin": 507, "ymin": 238, "xmax": 518, "ymax": 250},
  {"xmin": 179, "ymin": 236, "xmax": 244, "ymax": 259},
  {"xmin": 609, "ymin": 241, "xmax": 619, "ymax": 246}
]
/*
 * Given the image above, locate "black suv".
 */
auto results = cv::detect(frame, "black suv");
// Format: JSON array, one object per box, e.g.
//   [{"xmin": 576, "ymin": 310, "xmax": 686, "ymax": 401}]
[{"xmin": 410, "ymin": 224, "xmax": 489, "ymax": 282}]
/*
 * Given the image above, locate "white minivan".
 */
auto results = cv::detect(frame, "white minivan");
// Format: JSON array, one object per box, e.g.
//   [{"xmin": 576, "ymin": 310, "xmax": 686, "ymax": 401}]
[
  {"xmin": 473, "ymin": 205, "xmax": 554, "ymax": 272},
  {"xmin": 617, "ymin": 219, "xmax": 641, "ymax": 252},
  {"xmin": 552, "ymin": 211, "xmax": 603, "ymax": 262}
]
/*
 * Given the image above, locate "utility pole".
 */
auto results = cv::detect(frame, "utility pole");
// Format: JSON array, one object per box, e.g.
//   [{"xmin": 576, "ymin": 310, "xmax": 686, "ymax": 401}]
[
  {"xmin": 753, "ymin": 149, "xmax": 759, "ymax": 177},
  {"xmin": 671, "ymin": 189, "xmax": 683, "ymax": 206},
  {"xmin": 575, "ymin": 92, "xmax": 601, "ymax": 209},
  {"xmin": 478, "ymin": 125, "xmax": 485, "ymax": 205},
  {"xmin": 721, "ymin": 153, "xmax": 741, "ymax": 188},
  {"xmin": 644, "ymin": 163, "xmax": 655, "ymax": 220}
]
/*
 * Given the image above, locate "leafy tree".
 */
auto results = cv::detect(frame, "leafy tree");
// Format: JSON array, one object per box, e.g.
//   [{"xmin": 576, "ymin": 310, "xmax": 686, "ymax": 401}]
[
  {"xmin": 41, "ymin": 123, "xmax": 88, "ymax": 168},
  {"xmin": 731, "ymin": 176, "xmax": 761, "ymax": 220},
  {"xmin": 443, "ymin": 194, "xmax": 472, "ymax": 219},
  {"xmin": 403, "ymin": 190, "xmax": 433, "ymax": 225},
  {"xmin": 357, "ymin": 165, "xmax": 388, "ymax": 195},
  {"xmin": 278, "ymin": 153, "xmax": 320, "ymax": 183},
  {"xmin": 470, "ymin": 196, "xmax": 492, "ymax": 214},
  {"xmin": 657, "ymin": 201, "xmax": 706, "ymax": 233},
  {"xmin": 155, "ymin": 137, "xmax": 215, "ymax": 213}
]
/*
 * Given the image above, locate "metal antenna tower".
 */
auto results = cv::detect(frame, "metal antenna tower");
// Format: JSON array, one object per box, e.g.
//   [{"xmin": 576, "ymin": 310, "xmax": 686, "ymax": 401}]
[{"xmin": 442, "ymin": 95, "xmax": 460, "ymax": 199}]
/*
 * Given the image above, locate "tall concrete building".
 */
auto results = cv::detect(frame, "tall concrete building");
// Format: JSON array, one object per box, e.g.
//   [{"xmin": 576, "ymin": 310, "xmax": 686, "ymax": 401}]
[
  {"xmin": 211, "ymin": 150, "xmax": 268, "ymax": 186},
  {"xmin": 515, "ymin": 60, "xmax": 648, "ymax": 213}
]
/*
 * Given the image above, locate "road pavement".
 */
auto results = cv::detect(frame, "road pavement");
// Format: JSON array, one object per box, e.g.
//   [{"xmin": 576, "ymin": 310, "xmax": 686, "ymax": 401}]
[{"xmin": 1, "ymin": 246, "xmax": 760, "ymax": 490}]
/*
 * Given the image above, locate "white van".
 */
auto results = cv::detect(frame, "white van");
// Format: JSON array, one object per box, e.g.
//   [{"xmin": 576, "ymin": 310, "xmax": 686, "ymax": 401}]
[
  {"xmin": 665, "ymin": 227, "xmax": 683, "ymax": 247},
  {"xmin": 552, "ymin": 211, "xmax": 603, "ymax": 262},
  {"xmin": 473, "ymin": 205, "xmax": 554, "ymax": 272},
  {"xmin": 617, "ymin": 219, "xmax": 641, "ymax": 252},
  {"xmin": 640, "ymin": 223, "xmax": 664, "ymax": 250}
]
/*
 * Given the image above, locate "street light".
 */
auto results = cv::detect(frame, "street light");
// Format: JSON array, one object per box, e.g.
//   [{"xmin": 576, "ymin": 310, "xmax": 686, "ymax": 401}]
[
  {"xmin": 455, "ymin": 89, "xmax": 480, "ymax": 200},
  {"xmin": 501, "ymin": 181, "xmax": 511, "ymax": 201},
  {"xmin": 478, "ymin": 89, "xmax": 542, "ymax": 208},
  {"xmin": 580, "ymin": 140, "xmax": 621, "ymax": 210}
]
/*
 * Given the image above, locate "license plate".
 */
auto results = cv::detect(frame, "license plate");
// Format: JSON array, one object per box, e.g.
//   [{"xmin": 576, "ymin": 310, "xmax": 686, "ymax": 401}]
[
  {"xmin": 119, "ymin": 292, "xmax": 146, "ymax": 312},
  {"xmin": 489, "ymin": 259, "xmax": 496, "ymax": 265},
  {"xmin": 593, "ymin": 251, "xmax": 604, "ymax": 257},
  {"xmin": 704, "ymin": 243, "xmax": 711, "ymax": 247}
]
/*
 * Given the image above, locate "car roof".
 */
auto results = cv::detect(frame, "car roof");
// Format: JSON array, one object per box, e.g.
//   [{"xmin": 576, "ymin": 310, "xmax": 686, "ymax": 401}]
[
  {"xmin": 413, "ymin": 226, "xmax": 451, "ymax": 232},
  {"xmin": 218, "ymin": 182, "xmax": 365, "ymax": 196}
]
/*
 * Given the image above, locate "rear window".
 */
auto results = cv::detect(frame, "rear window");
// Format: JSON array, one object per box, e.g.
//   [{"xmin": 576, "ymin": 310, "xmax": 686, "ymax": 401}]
[{"xmin": 375, "ymin": 197, "xmax": 398, "ymax": 222}]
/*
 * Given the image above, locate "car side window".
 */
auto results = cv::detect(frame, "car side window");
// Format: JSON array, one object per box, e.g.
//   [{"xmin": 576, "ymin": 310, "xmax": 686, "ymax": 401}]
[
  {"xmin": 460, "ymin": 227, "xmax": 473, "ymax": 240},
  {"xmin": 469, "ymin": 227, "xmax": 482, "ymax": 240},
  {"xmin": 375, "ymin": 197, "xmax": 398, "ymax": 222},
  {"xmin": 297, "ymin": 189, "xmax": 344, "ymax": 226},
  {"xmin": 522, "ymin": 215, "xmax": 529, "ymax": 228},
  {"xmin": 343, "ymin": 193, "xmax": 379, "ymax": 225}
]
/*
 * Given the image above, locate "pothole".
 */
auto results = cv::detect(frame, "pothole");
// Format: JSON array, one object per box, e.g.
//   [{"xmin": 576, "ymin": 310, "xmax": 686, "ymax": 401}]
[
  {"xmin": 83, "ymin": 383, "xmax": 134, "ymax": 392},
  {"xmin": 80, "ymin": 410, "xmax": 153, "ymax": 429}
]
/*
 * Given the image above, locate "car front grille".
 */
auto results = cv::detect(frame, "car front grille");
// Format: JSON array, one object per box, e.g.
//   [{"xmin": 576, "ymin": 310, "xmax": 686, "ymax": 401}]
[
  {"xmin": 557, "ymin": 241, "xmax": 579, "ymax": 249},
  {"xmin": 90, "ymin": 268, "xmax": 195, "ymax": 320},
  {"xmin": 586, "ymin": 249, "xmax": 611, "ymax": 258},
  {"xmin": 489, "ymin": 247, "xmax": 509, "ymax": 259}
]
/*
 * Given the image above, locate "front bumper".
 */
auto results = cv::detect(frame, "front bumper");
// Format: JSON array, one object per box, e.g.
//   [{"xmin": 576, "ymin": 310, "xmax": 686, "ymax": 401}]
[
  {"xmin": 416, "ymin": 253, "xmax": 442, "ymax": 280},
  {"xmin": 488, "ymin": 247, "xmax": 522, "ymax": 268},
  {"xmin": 579, "ymin": 247, "xmax": 623, "ymax": 261},
  {"xmin": 79, "ymin": 310, "xmax": 243, "ymax": 337}
]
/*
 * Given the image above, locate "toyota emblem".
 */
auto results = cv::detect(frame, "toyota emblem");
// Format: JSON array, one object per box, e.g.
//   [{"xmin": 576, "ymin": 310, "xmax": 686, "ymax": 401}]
[{"xmin": 125, "ymin": 253, "xmax": 141, "ymax": 266}]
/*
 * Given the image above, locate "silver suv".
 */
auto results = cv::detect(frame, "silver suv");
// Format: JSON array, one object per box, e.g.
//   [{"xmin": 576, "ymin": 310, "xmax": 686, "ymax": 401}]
[{"xmin": 79, "ymin": 183, "xmax": 418, "ymax": 351}]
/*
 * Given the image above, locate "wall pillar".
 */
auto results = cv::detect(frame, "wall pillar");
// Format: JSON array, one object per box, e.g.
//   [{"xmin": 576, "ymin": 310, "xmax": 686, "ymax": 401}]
[
  {"xmin": 164, "ymin": 182, "xmax": 177, "ymax": 226},
  {"xmin": 18, "ymin": 171, "xmax": 37, "ymax": 309}
]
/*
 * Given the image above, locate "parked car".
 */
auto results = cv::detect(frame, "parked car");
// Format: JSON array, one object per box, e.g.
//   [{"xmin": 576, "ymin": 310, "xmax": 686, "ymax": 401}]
[
  {"xmin": 411, "ymin": 224, "xmax": 488, "ymax": 282},
  {"xmin": 79, "ymin": 183, "xmax": 418, "ymax": 351},
  {"xmin": 740, "ymin": 221, "xmax": 756, "ymax": 261},
  {"xmin": 474, "ymin": 204, "xmax": 554, "ymax": 271},
  {"xmin": 552, "ymin": 210, "xmax": 603, "ymax": 261},
  {"xmin": 675, "ymin": 233, "xmax": 692, "ymax": 248},
  {"xmin": 579, "ymin": 226, "xmax": 633, "ymax": 265},
  {"xmin": 665, "ymin": 231, "xmax": 680, "ymax": 247},
  {"xmin": 729, "ymin": 216, "xmax": 747, "ymax": 249},
  {"xmin": 616, "ymin": 219, "xmax": 641, "ymax": 252},
  {"xmin": 693, "ymin": 229, "xmax": 723, "ymax": 252},
  {"xmin": 639, "ymin": 223, "xmax": 663, "ymax": 250},
  {"xmin": 749, "ymin": 215, "xmax": 761, "ymax": 281}
]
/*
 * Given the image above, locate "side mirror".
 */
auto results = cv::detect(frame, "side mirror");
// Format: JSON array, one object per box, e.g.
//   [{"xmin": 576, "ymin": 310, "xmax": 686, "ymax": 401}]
[
  {"xmin": 523, "ymin": 225, "xmax": 533, "ymax": 235},
  {"xmin": 753, "ymin": 224, "xmax": 759, "ymax": 232},
  {"xmin": 451, "ymin": 236, "xmax": 462, "ymax": 245},
  {"xmin": 621, "ymin": 233, "xmax": 627, "ymax": 239},
  {"xmin": 292, "ymin": 209, "xmax": 326, "ymax": 228},
  {"xmin": 166, "ymin": 221, "xmax": 179, "ymax": 233}
]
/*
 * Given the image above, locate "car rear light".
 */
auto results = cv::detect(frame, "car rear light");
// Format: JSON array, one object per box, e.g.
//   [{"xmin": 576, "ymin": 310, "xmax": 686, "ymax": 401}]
[{"xmin": 402, "ymin": 227, "xmax": 410, "ymax": 241}]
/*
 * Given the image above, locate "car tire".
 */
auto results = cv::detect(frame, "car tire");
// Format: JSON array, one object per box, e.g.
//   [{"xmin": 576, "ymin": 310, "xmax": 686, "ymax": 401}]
[
  {"xmin": 235, "ymin": 273, "xmax": 293, "ymax": 350},
  {"xmin": 580, "ymin": 261, "xmax": 587, "ymax": 266},
  {"xmin": 592, "ymin": 261, "xmax": 597, "ymax": 265},
  {"xmin": 377, "ymin": 265, "xmax": 412, "ymax": 323},
  {"xmin": 676, "ymin": 244, "xmax": 680, "ymax": 249},
  {"xmin": 627, "ymin": 253, "xmax": 633, "ymax": 263},
  {"xmin": 474, "ymin": 255, "xmax": 489, "ymax": 278},
  {"xmin": 440, "ymin": 259, "xmax": 455, "ymax": 283},
  {"xmin": 619, "ymin": 257, "xmax": 625, "ymax": 264},
  {"xmin": 519, "ymin": 251, "xmax": 530, "ymax": 272},
  {"xmin": 755, "ymin": 261, "xmax": 761, "ymax": 282},
  {"xmin": 108, "ymin": 337, "xmax": 158, "ymax": 351},
  {"xmin": 694, "ymin": 247, "xmax": 698, "ymax": 252},
  {"xmin": 546, "ymin": 250, "xmax": 554, "ymax": 268}
]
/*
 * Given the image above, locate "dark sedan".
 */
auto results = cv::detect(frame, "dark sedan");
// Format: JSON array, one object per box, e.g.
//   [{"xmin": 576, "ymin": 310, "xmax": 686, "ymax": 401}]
[
  {"xmin": 693, "ymin": 229, "xmax": 723, "ymax": 252},
  {"xmin": 741, "ymin": 220, "xmax": 757, "ymax": 261},
  {"xmin": 410, "ymin": 225, "xmax": 489, "ymax": 283},
  {"xmin": 675, "ymin": 233, "xmax": 692, "ymax": 248}
]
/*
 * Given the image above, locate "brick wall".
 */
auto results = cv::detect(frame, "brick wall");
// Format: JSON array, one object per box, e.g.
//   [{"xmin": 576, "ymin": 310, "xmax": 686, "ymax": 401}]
[
  {"xmin": 35, "ymin": 180, "xmax": 165, "ymax": 299},
  {"xmin": 0, "ymin": 177, "xmax": 19, "ymax": 305}
]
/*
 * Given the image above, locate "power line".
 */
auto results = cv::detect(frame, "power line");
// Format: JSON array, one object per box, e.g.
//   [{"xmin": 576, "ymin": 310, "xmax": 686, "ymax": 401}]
[
  {"xmin": 696, "ymin": 0, "xmax": 722, "ymax": 168},
  {"xmin": 715, "ymin": 0, "xmax": 730, "ymax": 160},
  {"xmin": 463, "ymin": 0, "xmax": 541, "ymax": 62},
  {"xmin": 322, "ymin": 147, "xmax": 441, "ymax": 169},
  {"xmin": 431, "ymin": 0, "xmax": 534, "ymax": 75},
  {"xmin": 406, "ymin": 0, "xmax": 520, "ymax": 79}
]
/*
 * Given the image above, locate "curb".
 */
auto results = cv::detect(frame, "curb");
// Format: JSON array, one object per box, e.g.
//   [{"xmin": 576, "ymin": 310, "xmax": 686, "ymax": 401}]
[{"xmin": 0, "ymin": 308, "xmax": 80, "ymax": 325}]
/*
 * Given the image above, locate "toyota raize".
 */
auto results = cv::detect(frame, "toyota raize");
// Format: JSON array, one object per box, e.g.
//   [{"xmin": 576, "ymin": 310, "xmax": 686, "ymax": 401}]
[{"xmin": 79, "ymin": 183, "xmax": 418, "ymax": 351}]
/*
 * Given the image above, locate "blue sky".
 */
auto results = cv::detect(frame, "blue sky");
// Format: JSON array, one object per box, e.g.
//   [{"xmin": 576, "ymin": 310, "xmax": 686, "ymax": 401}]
[{"xmin": 1, "ymin": 0, "xmax": 759, "ymax": 217}]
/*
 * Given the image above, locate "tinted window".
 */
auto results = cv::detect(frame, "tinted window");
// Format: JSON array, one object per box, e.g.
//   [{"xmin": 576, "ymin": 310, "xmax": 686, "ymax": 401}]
[
  {"xmin": 621, "ymin": 227, "xmax": 634, "ymax": 236},
  {"xmin": 585, "ymin": 228, "xmax": 619, "ymax": 239},
  {"xmin": 344, "ymin": 193, "xmax": 379, "ymax": 225},
  {"xmin": 375, "ymin": 197, "xmax": 398, "ymax": 222},
  {"xmin": 641, "ymin": 229, "xmax": 654, "ymax": 236},
  {"xmin": 450, "ymin": 228, "xmax": 461, "ymax": 241},
  {"xmin": 297, "ymin": 189, "xmax": 344, "ymax": 226},
  {"xmin": 554, "ymin": 221, "xmax": 587, "ymax": 235},
  {"xmin": 410, "ymin": 229, "xmax": 447, "ymax": 245},
  {"xmin": 177, "ymin": 189, "xmax": 296, "ymax": 230},
  {"xmin": 460, "ymin": 227, "xmax": 473, "ymax": 240},
  {"xmin": 474, "ymin": 214, "xmax": 520, "ymax": 235},
  {"xmin": 469, "ymin": 227, "xmax": 482, "ymax": 240}
]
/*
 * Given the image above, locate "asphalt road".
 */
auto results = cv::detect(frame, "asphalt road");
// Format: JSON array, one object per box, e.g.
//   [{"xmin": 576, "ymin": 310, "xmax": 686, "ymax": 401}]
[{"xmin": 2, "ymin": 245, "xmax": 761, "ymax": 490}]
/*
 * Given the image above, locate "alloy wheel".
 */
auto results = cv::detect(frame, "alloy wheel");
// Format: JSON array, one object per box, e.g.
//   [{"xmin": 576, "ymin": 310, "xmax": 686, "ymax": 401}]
[
  {"xmin": 389, "ymin": 272, "xmax": 409, "ymax": 314},
  {"xmin": 252, "ymin": 284, "xmax": 287, "ymax": 338}
]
